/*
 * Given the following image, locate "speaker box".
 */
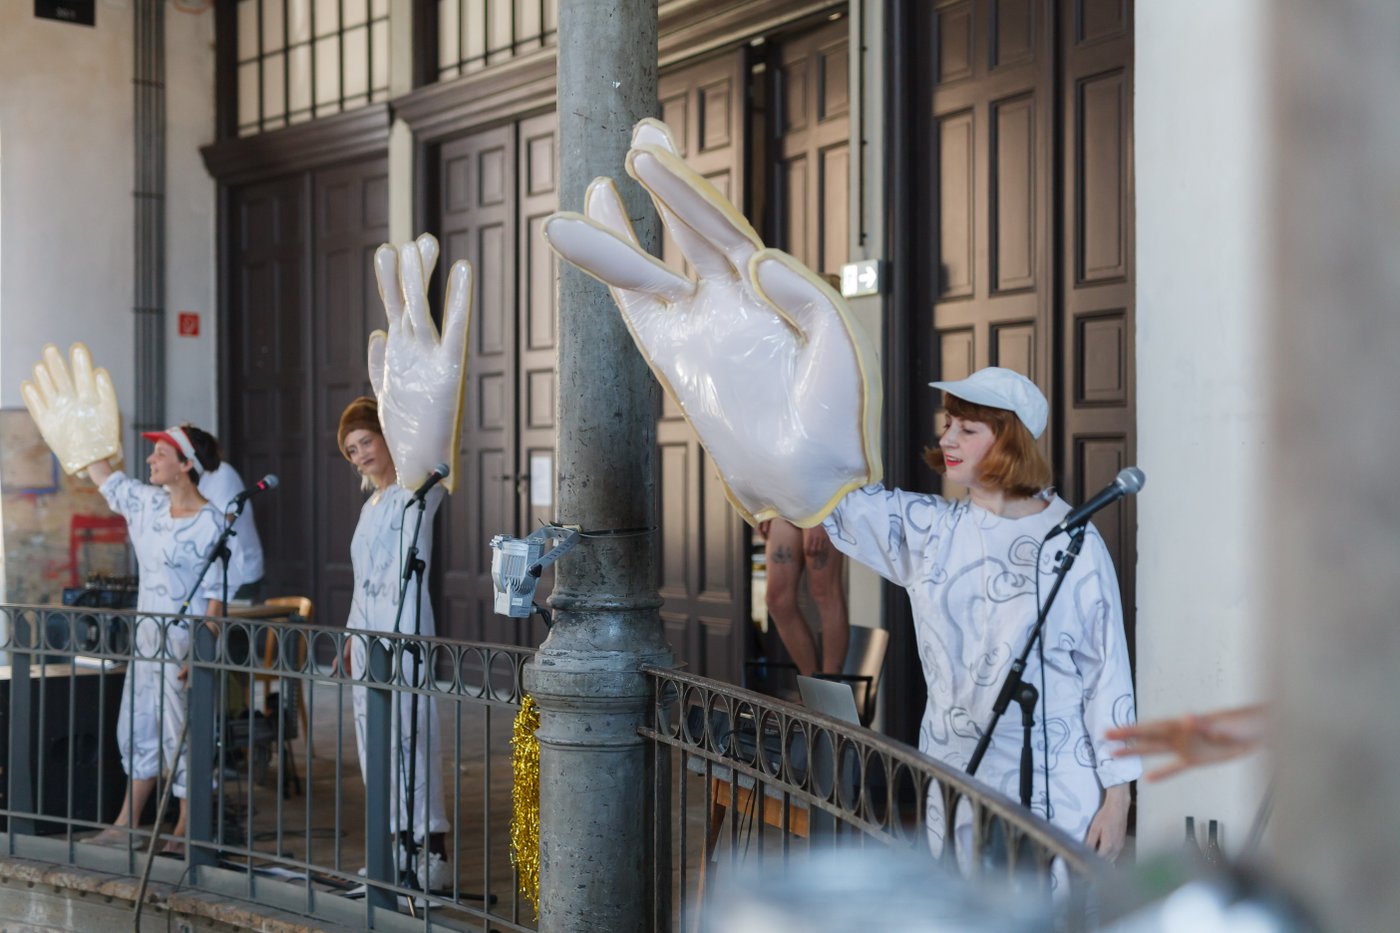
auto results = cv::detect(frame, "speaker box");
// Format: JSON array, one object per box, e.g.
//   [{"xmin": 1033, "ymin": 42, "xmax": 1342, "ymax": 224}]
[{"xmin": 0, "ymin": 665, "xmax": 127, "ymax": 834}]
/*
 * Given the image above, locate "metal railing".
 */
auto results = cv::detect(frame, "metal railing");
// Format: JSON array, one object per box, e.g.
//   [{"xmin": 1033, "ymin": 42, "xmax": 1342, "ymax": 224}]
[
  {"xmin": 0, "ymin": 603, "xmax": 536, "ymax": 931},
  {"xmin": 641, "ymin": 666, "xmax": 1105, "ymax": 930},
  {"xmin": 0, "ymin": 603, "xmax": 1103, "ymax": 930}
]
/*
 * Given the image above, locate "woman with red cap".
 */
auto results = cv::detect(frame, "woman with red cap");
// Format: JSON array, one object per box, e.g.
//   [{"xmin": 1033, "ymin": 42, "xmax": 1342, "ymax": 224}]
[{"xmin": 84, "ymin": 425, "xmax": 229, "ymax": 850}]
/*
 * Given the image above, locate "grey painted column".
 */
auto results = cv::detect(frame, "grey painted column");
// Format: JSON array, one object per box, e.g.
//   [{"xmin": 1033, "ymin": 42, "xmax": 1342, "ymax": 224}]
[
  {"xmin": 1267, "ymin": 2, "xmax": 1400, "ymax": 930},
  {"xmin": 522, "ymin": 1, "xmax": 667, "ymax": 931}
]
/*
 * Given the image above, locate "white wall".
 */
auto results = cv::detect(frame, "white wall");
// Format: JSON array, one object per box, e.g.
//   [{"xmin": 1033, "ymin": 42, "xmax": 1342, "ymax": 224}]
[
  {"xmin": 1134, "ymin": 0, "xmax": 1270, "ymax": 854},
  {"xmin": 0, "ymin": 2, "xmax": 217, "ymax": 437}
]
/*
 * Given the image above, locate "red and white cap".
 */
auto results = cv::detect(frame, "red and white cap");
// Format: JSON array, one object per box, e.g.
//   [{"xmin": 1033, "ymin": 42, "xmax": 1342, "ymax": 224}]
[{"xmin": 141, "ymin": 425, "xmax": 205, "ymax": 476}]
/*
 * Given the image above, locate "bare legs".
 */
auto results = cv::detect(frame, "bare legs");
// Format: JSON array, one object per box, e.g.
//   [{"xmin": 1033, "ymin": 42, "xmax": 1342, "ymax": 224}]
[
  {"xmin": 763, "ymin": 519, "xmax": 849, "ymax": 676},
  {"xmin": 90, "ymin": 777, "xmax": 190, "ymax": 851}
]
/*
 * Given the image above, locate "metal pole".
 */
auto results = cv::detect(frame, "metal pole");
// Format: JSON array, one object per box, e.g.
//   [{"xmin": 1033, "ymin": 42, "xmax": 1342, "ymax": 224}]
[{"xmin": 523, "ymin": 0, "xmax": 666, "ymax": 929}]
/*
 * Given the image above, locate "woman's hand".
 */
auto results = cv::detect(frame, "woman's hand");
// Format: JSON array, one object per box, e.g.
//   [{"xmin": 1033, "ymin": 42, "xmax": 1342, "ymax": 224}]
[
  {"xmin": 20, "ymin": 343, "xmax": 122, "ymax": 476},
  {"xmin": 1085, "ymin": 782, "xmax": 1131, "ymax": 862},
  {"xmin": 543, "ymin": 118, "xmax": 882, "ymax": 527},
  {"xmin": 1106, "ymin": 705, "xmax": 1267, "ymax": 781},
  {"xmin": 368, "ymin": 234, "xmax": 471, "ymax": 493},
  {"xmin": 803, "ymin": 524, "xmax": 832, "ymax": 558}
]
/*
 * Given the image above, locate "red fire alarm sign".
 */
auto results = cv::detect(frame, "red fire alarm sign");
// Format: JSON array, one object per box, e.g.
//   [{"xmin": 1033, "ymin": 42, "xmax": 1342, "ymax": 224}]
[{"xmin": 178, "ymin": 312, "xmax": 200, "ymax": 337}]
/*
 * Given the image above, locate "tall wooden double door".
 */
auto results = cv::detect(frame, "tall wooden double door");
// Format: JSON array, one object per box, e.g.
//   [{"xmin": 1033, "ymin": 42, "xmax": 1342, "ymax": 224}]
[
  {"xmin": 226, "ymin": 158, "xmax": 390, "ymax": 630},
  {"xmin": 892, "ymin": 0, "xmax": 1137, "ymax": 739}
]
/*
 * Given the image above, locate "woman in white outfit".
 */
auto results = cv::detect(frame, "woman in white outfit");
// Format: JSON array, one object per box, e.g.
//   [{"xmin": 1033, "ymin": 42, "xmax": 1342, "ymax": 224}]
[
  {"xmin": 539, "ymin": 120, "xmax": 1141, "ymax": 862},
  {"xmin": 86, "ymin": 425, "xmax": 227, "ymax": 850},
  {"xmin": 821, "ymin": 368, "xmax": 1139, "ymax": 859},
  {"xmin": 339, "ymin": 396, "xmax": 451, "ymax": 891}
]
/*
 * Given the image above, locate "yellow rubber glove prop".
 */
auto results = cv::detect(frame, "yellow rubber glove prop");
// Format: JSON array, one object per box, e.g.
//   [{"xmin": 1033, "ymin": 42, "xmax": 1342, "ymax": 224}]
[
  {"xmin": 20, "ymin": 342, "xmax": 123, "ymax": 476},
  {"xmin": 368, "ymin": 233, "xmax": 472, "ymax": 494},
  {"xmin": 542, "ymin": 119, "xmax": 882, "ymax": 527}
]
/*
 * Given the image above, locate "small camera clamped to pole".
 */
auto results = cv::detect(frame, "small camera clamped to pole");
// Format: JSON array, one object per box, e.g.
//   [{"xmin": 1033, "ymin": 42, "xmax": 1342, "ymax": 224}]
[{"xmin": 489, "ymin": 524, "xmax": 581, "ymax": 624}]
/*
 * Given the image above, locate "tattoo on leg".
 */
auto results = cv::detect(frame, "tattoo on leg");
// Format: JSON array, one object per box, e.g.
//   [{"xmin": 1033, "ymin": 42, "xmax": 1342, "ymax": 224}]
[
  {"xmin": 772, "ymin": 545, "xmax": 795, "ymax": 564},
  {"xmin": 810, "ymin": 552, "xmax": 829, "ymax": 570}
]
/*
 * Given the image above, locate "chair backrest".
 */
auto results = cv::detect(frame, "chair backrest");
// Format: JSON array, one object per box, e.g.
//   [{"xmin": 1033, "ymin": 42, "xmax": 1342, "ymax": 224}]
[
  {"xmin": 838, "ymin": 625, "xmax": 889, "ymax": 727},
  {"xmin": 259, "ymin": 596, "xmax": 313, "ymax": 669}
]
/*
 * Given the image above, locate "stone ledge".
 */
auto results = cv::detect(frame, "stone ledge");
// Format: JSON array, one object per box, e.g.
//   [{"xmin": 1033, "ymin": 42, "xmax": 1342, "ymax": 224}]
[{"xmin": 0, "ymin": 856, "xmax": 357, "ymax": 933}]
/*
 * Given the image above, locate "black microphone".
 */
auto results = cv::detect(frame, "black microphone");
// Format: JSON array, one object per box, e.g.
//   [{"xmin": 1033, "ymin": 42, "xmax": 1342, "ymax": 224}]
[
  {"xmin": 408, "ymin": 463, "xmax": 450, "ymax": 505},
  {"xmin": 231, "ymin": 474, "xmax": 279, "ymax": 506},
  {"xmin": 1046, "ymin": 467, "xmax": 1145, "ymax": 539}
]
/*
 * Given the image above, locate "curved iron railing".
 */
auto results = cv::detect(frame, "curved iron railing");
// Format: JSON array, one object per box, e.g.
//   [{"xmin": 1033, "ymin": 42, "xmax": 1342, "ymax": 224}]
[
  {"xmin": 0, "ymin": 602, "xmax": 1103, "ymax": 930},
  {"xmin": 0, "ymin": 603, "xmax": 536, "ymax": 932},
  {"xmin": 641, "ymin": 665, "xmax": 1104, "ymax": 929}
]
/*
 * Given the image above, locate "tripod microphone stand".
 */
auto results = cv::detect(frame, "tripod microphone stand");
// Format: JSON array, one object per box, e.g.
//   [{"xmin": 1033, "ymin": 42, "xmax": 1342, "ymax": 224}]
[
  {"xmin": 387, "ymin": 492, "xmax": 492, "ymax": 914},
  {"xmin": 133, "ymin": 510, "xmax": 239, "ymax": 927},
  {"xmin": 966, "ymin": 523, "xmax": 1089, "ymax": 814}
]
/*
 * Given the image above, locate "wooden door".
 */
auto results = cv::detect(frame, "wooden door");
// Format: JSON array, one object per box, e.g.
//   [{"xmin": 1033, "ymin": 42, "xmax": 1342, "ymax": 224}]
[
  {"xmin": 928, "ymin": 0, "xmax": 1054, "ymax": 415},
  {"xmin": 902, "ymin": 0, "xmax": 1136, "ymax": 740},
  {"xmin": 433, "ymin": 114, "xmax": 559, "ymax": 648},
  {"xmin": 227, "ymin": 156, "xmax": 388, "ymax": 628},
  {"xmin": 655, "ymin": 50, "xmax": 750, "ymax": 683},
  {"xmin": 1057, "ymin": 0, "xmax": 1136, "ymax": 646},
  {"xmin": 311, "ymin": 161, "xmax": 390, "ymax": 631},
  {"xmin": 228, "ymin": 177, "xmax": 313, "ymax": 603},
  {"xmin": 436, "ymin": 124, "xmax": 521, "ymax": 645},
  {"xmin": 514, "ymin": 111, "xmax": 561, "ymax": 647},
  {"xmin": 773, "ymin": 20, "xmax": 852, "ymax": 283}
]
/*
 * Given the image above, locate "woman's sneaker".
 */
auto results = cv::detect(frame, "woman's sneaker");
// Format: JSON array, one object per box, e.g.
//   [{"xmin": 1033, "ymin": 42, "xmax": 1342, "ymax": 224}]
[{"xmin": 416, "ymin": 851, "xmax": 452, "ymax": 894}]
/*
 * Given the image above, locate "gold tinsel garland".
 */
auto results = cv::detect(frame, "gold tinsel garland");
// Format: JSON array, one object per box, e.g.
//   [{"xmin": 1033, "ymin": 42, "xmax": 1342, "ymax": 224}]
[{"xmin": 509, "ymin": 694, "xmax": 542, "ymax": 917}]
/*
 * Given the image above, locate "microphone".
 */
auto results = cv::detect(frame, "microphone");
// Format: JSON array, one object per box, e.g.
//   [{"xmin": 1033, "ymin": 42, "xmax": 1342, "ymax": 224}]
[
  {"xmin": 408, "ymin": 463, "xmax": 450, "ymax": 505},
  {"xmin": 231, "ymin": 474, "xmax": 279, "ymax": 507},
  {"xmin": 1046, "ymin": 467, "xmax": 1145, "ymax": 539}
]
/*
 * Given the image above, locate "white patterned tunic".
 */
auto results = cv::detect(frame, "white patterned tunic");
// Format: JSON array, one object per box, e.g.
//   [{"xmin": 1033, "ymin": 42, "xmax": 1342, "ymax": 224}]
[
  {"xmin": 347, "ymin": 484, "xmax": 448, "ymax": 839},
  {"xmin": 100, "ymin": 471, "xmax": 225, "ymax": 797},
  {"xmin": 823, "ymin": 484, "xmax": 1140, "ymax": 845}
]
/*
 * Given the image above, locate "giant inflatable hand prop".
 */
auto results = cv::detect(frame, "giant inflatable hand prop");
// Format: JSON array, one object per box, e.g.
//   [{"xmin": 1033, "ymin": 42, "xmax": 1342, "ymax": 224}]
[
  {"xmin": 20, "ymin": 343, "xmax": 123, "ymax": 475},
  {"xmin": 369, "ymin": 233, "xmax": 472, "ymax": 493},
  {"xmin": 543, "ymin": 119, "xmax": 882, "ymax": 526}
]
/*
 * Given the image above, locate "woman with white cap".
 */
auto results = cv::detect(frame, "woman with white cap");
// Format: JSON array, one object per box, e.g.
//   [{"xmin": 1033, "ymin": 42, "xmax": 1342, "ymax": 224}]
[
  {"xmin": 539, "ymin": 118, "xmax": 1139, "ymax": 860},
  {"xmin": 20, "ymin": 344, "xmax": 230, "ymax": 851},
  {"xmin": 821, "ymin": 367, "xmax": 1139, "ymax": 859}
]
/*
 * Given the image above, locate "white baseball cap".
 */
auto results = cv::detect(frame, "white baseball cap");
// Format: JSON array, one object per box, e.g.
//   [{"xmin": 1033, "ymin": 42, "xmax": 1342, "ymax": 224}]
[{"xmin": 929, "ymin": 367, "xmax": 1048, "ymax": 439}]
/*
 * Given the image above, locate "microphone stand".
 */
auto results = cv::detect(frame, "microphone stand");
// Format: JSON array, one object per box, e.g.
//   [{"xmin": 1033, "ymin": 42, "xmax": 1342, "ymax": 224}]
[
  {"xmin": 966, "ymin": 523, "xmax": 1088, "ymax": 813},
  {"xmin": 385, "ymin": 491, "xmax": 492, "ymax": 914},
  {"xmin": 134, "ymin": 506, "xmax": 237, "ymax": 926},
  {"xmin": 389, "ymin": 494, "xmax": 429, "ymax": 916}
]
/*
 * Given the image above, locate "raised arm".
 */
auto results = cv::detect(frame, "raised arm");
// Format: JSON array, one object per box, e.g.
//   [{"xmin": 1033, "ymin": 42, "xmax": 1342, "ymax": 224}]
[
  {"xmin": 543, "ymin": 118, "xmax": 882, "ymax": 527},
  {"xmin": 20, "ymin": 343, "xmax": 122, "ymax": 480},
  {"xmin": 368, "ymin": 233, "xmax": 472, "ymax": 494}
]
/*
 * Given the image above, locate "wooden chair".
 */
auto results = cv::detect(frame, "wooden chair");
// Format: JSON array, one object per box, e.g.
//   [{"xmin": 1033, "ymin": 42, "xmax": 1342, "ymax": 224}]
[{"xmin": 250, "ymin": 596, "xmax": 312, "ymax": 756}]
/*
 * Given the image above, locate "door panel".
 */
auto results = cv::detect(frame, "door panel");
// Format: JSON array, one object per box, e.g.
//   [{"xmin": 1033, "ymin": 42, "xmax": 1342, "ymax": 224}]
[
  {"xmin": 227, "ymin": 156, "xmax": 388, "ymax": 631},
  {"xmin": 436, "ymin": 124, "xmax": 519, "ymax": 645},
  {"xmin": 516, "ymin": 111, "xmax": 560, "ymax": 648},
  {"xmin": 904, "ymin": 0, "xmax": 1136, "ymax": 744},
  {"xmin": 312, "ymin": 160, "xmax": 390, "ymax": 631},
  {"xmin": 229, "ymin": 177, "xmax": 311, "ymax": 604},
  {"xmin": 656, "ymin": 50, "xmax": 749, "ymax": 683},
  {"xmin": 433, "ymin": 114, "xmax": 559, "ymax": 649},
  {"xmin": 1059, "ymin": 0, "xmax": 1136, "ymax": 646}
]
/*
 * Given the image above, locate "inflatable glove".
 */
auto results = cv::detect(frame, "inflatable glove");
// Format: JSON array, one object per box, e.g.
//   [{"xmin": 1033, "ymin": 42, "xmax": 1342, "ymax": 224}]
[
  {"xmin": 368, "ymin": 233, "xmax": 472, "ymax": 493},
  {"xmin": 543, "ymin": 118, "xmax": 882, "ymax": 527},
  {"xmin": 20, "ymin": 343, "xmax": 122, "ymax": 475}
]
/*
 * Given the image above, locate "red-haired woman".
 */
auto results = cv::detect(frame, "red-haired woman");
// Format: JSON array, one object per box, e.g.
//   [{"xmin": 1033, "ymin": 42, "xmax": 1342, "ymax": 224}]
[
  {"xmin": 822, "ymin": 367, "xmax": 1139, "ymax": 860},
  {"xmin": 338, "ymin": 396, "xmax": 450, "ymax": 893}
]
